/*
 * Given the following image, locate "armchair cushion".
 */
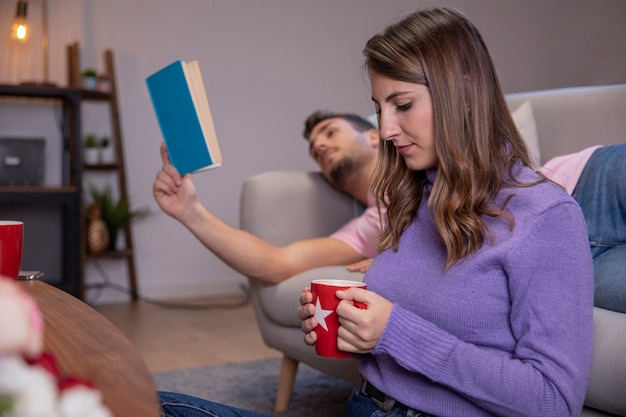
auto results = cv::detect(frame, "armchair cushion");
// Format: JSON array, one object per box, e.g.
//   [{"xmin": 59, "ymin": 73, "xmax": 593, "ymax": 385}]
[{"xmin": 511, "ymin": 100, "xmax": 541, "ymax": 166}]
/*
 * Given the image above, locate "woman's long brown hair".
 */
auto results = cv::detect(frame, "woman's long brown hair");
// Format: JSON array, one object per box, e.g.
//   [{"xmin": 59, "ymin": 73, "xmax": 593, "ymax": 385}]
[{"xmin": 364, "ymin": 7, "xmax": 542, "ymax": 269}]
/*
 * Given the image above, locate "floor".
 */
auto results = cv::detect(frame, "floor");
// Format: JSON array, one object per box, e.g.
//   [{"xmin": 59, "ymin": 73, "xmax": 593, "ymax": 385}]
[{"xmin": 94, "ymin": 293, "xmax": 281, "ymax": 373}]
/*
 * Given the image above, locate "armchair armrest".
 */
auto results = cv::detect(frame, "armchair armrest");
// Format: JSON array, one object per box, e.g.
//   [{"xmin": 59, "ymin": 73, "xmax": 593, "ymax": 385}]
[{"xmin": 584, "ymin": 307, "xmax": 626, "ymax": 416}]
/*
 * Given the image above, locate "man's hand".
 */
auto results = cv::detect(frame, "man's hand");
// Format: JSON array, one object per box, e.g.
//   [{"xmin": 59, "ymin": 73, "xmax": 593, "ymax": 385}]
[
  {"xmin": 153, "ymin": 142, "xmax": 198, "ymax": 221},
  {"xmin": 346, "ymin": 258, "xmax": 374, "ymax": 273}
]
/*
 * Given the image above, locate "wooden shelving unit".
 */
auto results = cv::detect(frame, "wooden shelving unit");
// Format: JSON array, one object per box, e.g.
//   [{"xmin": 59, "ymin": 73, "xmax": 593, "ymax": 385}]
[
  {"xmin": 0, "ymin": 44, "xmax": 138, "ymax": 301},
  {"xmin": 67, "ymin": 42, "xmax": 139, "ymax": 301},
  {"xmin": 0, "ymin": 84, "xmax": 82, "ymax": 297}
]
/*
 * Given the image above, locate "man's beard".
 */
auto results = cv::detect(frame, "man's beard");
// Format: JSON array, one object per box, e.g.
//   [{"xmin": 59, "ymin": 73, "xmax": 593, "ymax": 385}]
[{"xmin": 329, "ymin": 157, "xmax": 355, "ymax": 187}]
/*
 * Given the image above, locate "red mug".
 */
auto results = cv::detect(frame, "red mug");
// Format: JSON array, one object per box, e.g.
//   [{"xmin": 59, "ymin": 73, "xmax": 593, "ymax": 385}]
[
  {"xmin": 0, "ymin": 221, "xmax": 24, "ymax": 280},
  {"xmin": 311, "ymin": 279, "xmax": 367, "ymax": 358}
]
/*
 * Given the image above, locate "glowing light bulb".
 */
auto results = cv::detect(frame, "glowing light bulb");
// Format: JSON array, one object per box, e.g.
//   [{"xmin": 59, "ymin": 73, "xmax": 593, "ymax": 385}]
[
  {"xmin": 10, "ymin": 1, "xmax": 29, "ymax": 43},
  {"xmin": 11, "ymin": 21, "xmax": 29, "ymax": 42}
]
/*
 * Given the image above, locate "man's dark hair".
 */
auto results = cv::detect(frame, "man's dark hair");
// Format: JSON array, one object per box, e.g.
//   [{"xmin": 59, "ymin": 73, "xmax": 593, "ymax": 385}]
[{"xmin": 303, "ymin": 110, "xmax": 375, "ymax": 140}]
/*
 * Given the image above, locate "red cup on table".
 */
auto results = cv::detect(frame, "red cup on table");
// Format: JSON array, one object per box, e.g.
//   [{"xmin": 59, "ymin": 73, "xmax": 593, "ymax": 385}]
[
  {"xmin": 0, "ymin": 221, "xmax": 24, "ymax": 280},
  {"xmin": 311, "ymin": 279, "xmax": 367, "ymax": 358}
]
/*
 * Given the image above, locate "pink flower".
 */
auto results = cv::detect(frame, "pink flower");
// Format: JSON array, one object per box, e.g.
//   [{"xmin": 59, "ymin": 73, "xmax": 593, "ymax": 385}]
[
  {"xmin": 0, "ymin": 277, "xmax": 112, "ymax": 417},
  {"xmin": 0, "ymin": 278, "xmax": 43, "ymax": 358}
]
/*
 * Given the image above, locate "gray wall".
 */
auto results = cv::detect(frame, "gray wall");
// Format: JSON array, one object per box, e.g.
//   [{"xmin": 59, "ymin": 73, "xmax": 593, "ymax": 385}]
[{"xmin": 1, "ymin": 0, "xmax": 625, "ymax": 303}]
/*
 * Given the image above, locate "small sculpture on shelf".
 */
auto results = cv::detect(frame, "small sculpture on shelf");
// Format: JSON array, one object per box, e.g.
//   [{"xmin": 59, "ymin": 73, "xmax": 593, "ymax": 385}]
[
  {"xmin": 86, "ymin": 203, "xmax": 109, "ymax": 254},
  {"xmin": 97, "ymin": 75, "xmax": 111, "ymax": 92}
]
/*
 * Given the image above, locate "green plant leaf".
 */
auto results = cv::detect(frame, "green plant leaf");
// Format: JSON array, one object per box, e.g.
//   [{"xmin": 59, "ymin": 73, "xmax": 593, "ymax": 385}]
[
  {"xmin": 88, "ymin": 185, "xmax": 151, "ymax": 233},
  {"xmin": 81, "ymin": 68, "xmax": 97, "ymax": 77},
  {"xmin": 0, "ymin": 395, "xmax": 13, "ymax": 413},
  {"xmin": 84, "ymin": 134, "xmax": 99, "ymax": 148}
]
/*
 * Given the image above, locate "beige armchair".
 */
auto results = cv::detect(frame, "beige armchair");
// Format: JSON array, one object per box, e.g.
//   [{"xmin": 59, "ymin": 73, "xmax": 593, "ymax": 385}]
[{"xmin": 240, "ymin": 170, "xmax": 363, "ymax": 412}]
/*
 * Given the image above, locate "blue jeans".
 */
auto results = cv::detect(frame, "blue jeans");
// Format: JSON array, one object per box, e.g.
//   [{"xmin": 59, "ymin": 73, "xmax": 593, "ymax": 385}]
[
  {"xmin": 160, "ymin": 389, "xmax": 434, "ymax": 417},
  {"xmin": 572, "ymin": 144, "xmax": 626, "ymax": 313},
  {"xmin": 344, "ymin": 387, "xmax": 433, "ymax": 417},
  {"xmin": 160, "ymin": 391, "xmax": 269, "ymax": 417}
]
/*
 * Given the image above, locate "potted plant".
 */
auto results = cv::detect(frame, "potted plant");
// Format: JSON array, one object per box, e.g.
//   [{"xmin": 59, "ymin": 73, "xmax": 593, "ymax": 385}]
[
  {"xmin": 81, "ymin": 68, "xmax": 98, "ymax": 90},
  {"xmin": 99, "ymin": 136, "xmax": 114, "ymax": 163},
  {"xmin": 88, "ymin": 185, "xmax": 150, "ymax": 251},
  {"xmin": 84, "ymin": 133, "xmax": 100, "ymax": 164}
]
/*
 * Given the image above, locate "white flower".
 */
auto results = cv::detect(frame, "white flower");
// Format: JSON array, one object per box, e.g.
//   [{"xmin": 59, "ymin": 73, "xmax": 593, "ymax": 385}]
[
  {"xmin": 59, "ymin": 386, "xmax": 113, "ymax": 417},
  {"xmin": 0, "ymin": 356, "xmax": 114, "ymax": 417},
  {"xmin": 0, "ymin": 356, "xmax": 59, "ymax": 417},
  {"xmin": 0, "ymin": 278, "xmax": 113, "ymax": 417}
]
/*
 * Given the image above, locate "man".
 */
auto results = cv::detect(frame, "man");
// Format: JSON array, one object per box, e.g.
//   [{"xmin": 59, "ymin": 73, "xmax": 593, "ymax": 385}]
[
  {"xmin": 154, "ymin": 111, "xmax": 625, "ymax": 312},
  {"xmin": 153, "ymin": 111, "xmax": 382, "ymax": 285}
]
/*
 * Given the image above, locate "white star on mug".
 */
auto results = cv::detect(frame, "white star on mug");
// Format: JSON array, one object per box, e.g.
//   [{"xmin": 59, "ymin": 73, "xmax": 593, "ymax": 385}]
[{"xmin": 314, "ymin": 298, "xmax": 333, "ymax": 331}]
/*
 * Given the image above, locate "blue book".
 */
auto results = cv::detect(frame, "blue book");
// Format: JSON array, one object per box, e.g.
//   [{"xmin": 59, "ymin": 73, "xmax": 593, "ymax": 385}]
[{"xmin": 146, "ymin": 60, "xmax": 222, "ymax": 175}]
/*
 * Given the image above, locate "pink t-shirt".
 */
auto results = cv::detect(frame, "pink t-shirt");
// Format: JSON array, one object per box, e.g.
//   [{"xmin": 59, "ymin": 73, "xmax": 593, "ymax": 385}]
[
  {"xmin": 330, "ymin": 194, "xmax": 385, "ymax": 258},
  {"xmin": 540, "ymin": 145, "xmax": 602, "ymax": 195}
]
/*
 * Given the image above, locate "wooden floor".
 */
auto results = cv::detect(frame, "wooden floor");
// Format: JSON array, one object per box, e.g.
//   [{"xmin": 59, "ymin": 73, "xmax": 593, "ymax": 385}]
[{"xmin": 94, "ymin": 294, "xmax": 281, "ymax": 373}]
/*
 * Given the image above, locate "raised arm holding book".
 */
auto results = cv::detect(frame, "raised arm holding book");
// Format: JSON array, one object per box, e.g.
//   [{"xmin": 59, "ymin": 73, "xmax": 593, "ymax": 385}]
[{"xmin": 152, "ymin": 111, "xmax": 382, "ymax": 284}]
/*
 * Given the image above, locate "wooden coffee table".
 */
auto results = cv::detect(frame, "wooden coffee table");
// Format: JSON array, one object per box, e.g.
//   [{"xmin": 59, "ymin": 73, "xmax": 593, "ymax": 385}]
[{"xmin": 18, "ymin": 279, "xmax": 160, "ymax": 417}]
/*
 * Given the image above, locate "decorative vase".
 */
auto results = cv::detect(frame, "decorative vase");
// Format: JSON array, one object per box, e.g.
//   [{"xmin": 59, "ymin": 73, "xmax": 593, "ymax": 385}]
[
  {"xmin": 100, "ymin": 146, "xmax": 115, "ymax": 164},
  {"xmin": 87, "ymin": 204, "xmax": 109, "ymax": 254},
  {"xmin": 84, "ymin": 148, "xmax": 99, "ymax": 165},
  {"xmin": 83, "ymin": 76, "xmax": 97, "ymax": 90},
  {"xmin": 97, "ymin": 77, "xmax": 111, "ymax": 92}
]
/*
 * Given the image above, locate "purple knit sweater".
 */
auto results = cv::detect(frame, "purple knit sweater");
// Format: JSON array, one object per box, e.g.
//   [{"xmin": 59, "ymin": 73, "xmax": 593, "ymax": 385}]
[{"xmin": 360, "ymin": 167, "xmax": 594, "ymax": 417}]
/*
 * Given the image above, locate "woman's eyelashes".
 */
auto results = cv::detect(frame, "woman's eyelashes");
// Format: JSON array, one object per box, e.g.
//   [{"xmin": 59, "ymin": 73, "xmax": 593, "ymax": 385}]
[
  {"xmin": 396, "ymin": 102, "xmax": 412, "ymax": 112},
  {"xmin": 374, "ymin": 101, "xmax": 411, "ymax": 119}
]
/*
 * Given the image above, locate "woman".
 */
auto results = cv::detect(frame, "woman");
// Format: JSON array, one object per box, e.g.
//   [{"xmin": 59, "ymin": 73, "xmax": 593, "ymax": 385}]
[
  {"xmin": 299, "ymin": 7, "xmax": 593, "ymax": 417},
  {"xmin": 158, "ymin": 7, "xmax": 594, "ymax": 417}
]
